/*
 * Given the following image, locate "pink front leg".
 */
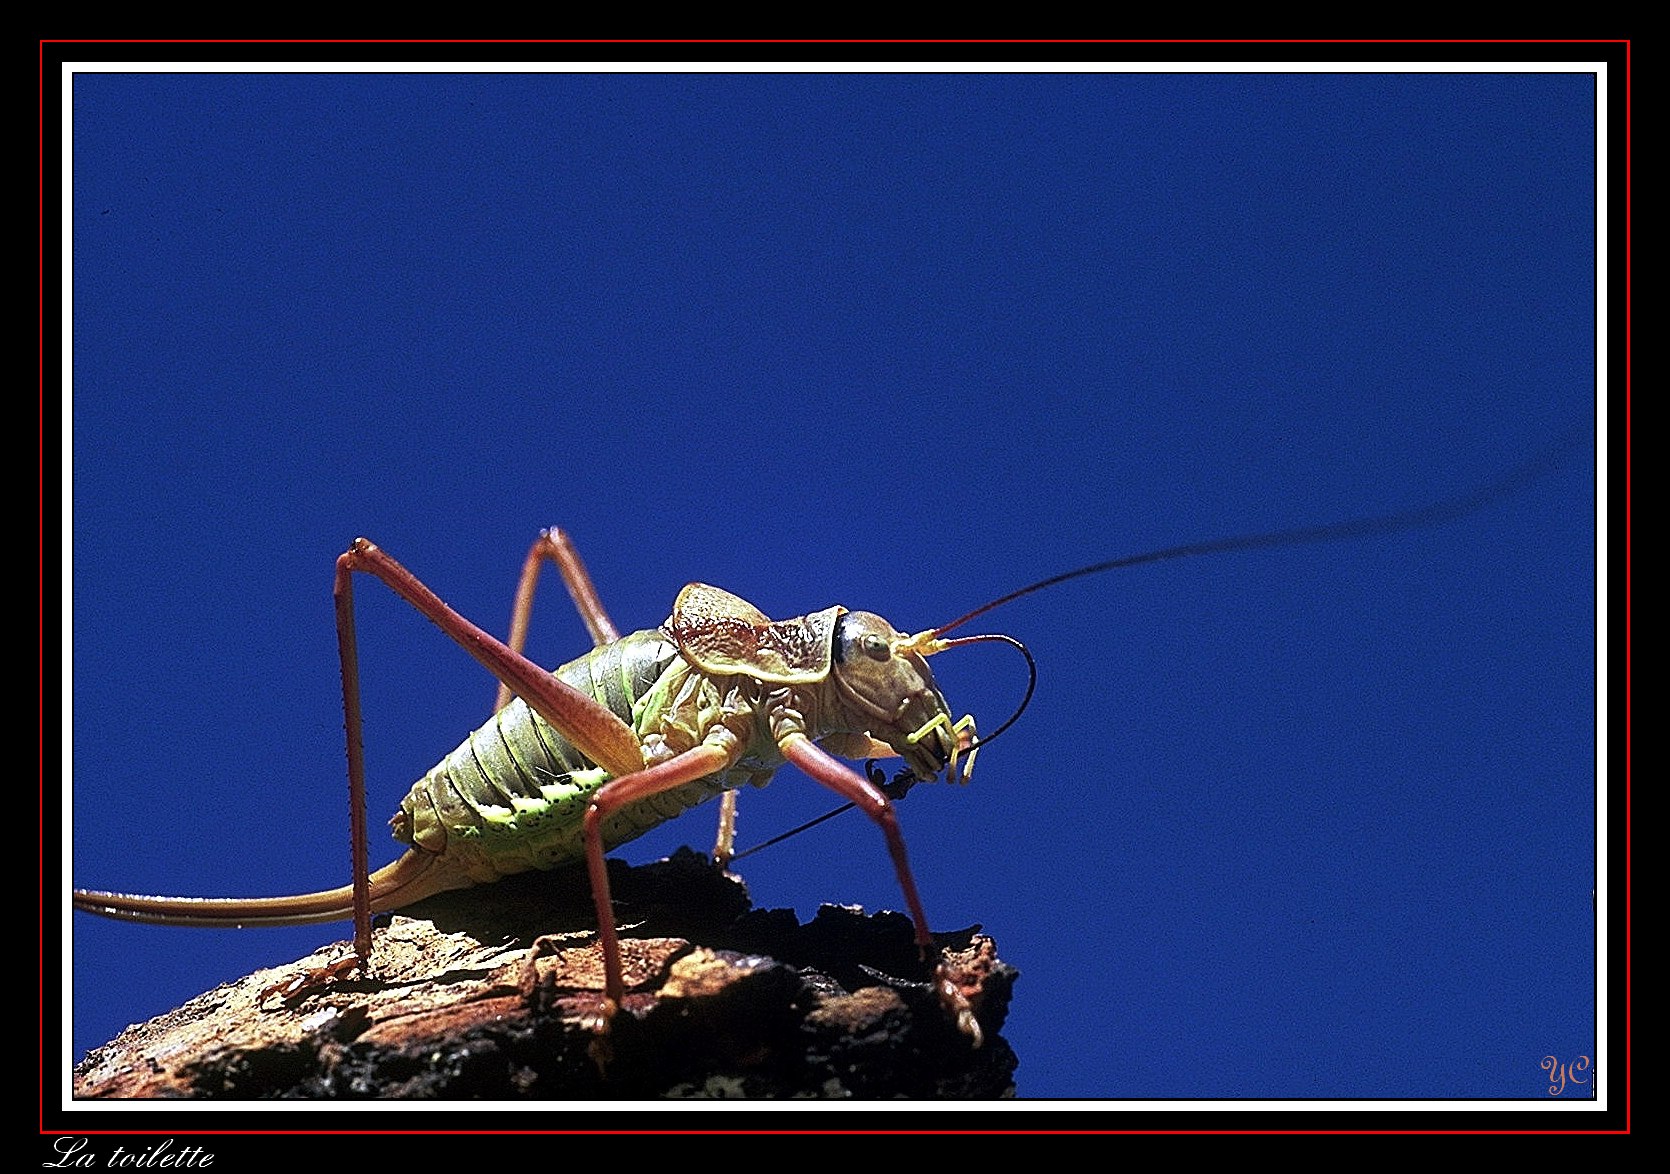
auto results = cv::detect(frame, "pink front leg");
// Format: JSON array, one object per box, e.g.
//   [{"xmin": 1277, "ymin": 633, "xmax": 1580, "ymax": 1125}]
[{"xmin": 776, "ymin": 732, "xmax": 982, "ymax": 1047}]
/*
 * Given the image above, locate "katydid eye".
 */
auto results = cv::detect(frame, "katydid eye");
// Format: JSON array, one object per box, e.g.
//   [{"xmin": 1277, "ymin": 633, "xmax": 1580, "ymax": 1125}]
[{"xmin": 834, "ymin": 617, "xmax": 895, "ymax": 664}]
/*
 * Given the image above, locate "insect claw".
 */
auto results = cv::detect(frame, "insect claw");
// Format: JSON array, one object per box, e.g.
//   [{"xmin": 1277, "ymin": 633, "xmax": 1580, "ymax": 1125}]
[
  {"xmin": 583, "ymin": 996, "xmax": 619, "ymax": 1074},
  {"xmin": 517, "ymin": 935, "xmax": 621, "ymax": 1073},
  {"xmin": 934, "ymin": 959, "xmax": 984, "ymax": 1049},
  {"xmin": 882, "ymin": 768, "xmax": 917, "ymax": 800},
  {"xmin": 257, "ymin": 977, "xmax": 300, "ymax": 1005},
  {"xmin": 579, "ymin": 995, "xmax": 618, "ymax": 1036},
  {"xmin": 257, "ymin": 954, "xmax": 362, "ymax": 1007}
]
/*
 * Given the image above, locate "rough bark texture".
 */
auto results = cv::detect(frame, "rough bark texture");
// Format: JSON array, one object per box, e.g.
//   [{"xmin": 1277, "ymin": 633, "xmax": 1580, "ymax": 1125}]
[{"xmin": 73, "ymin": 849, "xmax": 1018, "ymax": 1099}]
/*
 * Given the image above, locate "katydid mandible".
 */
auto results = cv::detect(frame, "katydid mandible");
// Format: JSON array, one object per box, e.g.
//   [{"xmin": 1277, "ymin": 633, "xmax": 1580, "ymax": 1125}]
[{"xmin": 73, "ymin": 437, "xmax": 1575, "ymax": 1044}]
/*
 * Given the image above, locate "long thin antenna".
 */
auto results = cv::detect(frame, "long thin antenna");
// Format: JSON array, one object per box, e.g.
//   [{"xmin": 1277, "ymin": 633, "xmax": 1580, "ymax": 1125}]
[
  {"xmin": 735, "ymin": 429, "xmax": 1585, "ymax": 859},
  {"xmin": 930, "ymin": 429, "xmax": 1584, "ymax": 639}
]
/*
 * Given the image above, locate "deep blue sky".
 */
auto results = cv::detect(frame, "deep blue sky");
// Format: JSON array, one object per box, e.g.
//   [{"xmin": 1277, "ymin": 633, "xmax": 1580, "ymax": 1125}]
[{"xmin": 68, "ymin": 70, "xmax": 1598, "ymax": 1102}]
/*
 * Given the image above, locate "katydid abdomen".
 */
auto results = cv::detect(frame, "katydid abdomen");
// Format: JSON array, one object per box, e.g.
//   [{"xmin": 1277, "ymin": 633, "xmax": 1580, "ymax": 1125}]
[{"xmin": 73, "ymin": 628, "xmax": 763, "ymax": 927}]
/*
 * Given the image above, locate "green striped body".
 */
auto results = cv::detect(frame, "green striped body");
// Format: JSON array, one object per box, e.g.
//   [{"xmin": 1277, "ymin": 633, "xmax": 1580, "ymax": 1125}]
[{"xmin": 392, "ymin": 629, "xmax": 764, "ymax": 884}]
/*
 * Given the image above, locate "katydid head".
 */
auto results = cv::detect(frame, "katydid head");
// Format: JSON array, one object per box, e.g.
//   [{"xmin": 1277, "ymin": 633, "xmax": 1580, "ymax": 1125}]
[
  {"xmin": 822, "ymin": 610, "xmax": 1038, "ymax": 787},
  {"xmin": 828, "ymin": 610, "xmax": 972, "ymax": 783}
]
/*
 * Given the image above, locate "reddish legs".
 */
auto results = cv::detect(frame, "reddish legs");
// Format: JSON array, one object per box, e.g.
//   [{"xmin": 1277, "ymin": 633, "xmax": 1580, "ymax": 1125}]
[
  {"xmin": 494, "ymin": 528, "xmax": 621, "ymax": 713},
  {"xmin": 331, "ymin": 539, "xmax": 646, "ymax": 974},
  {"xmin": 581, "ymin": 742, "xmax": 740, "ymax": 1014},
  {"xmin": 777, "ymin": 734, "xmax": 980, "ymax": 1046},
  {"xmin": 490, "ymin": 530, "xmax": 747, "ymax": 873}
]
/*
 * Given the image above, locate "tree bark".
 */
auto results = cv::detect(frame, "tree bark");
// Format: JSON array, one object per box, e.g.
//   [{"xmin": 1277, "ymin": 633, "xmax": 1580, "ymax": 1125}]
[{"xmin": 73, "ymin": 849, "xmax": 1018, "ymax": 1099}]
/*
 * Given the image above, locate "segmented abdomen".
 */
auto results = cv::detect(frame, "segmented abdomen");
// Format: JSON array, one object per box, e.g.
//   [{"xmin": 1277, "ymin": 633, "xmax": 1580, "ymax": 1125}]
[{"xmin": 392, "ymin": 629, "xmax": 730, "ymax": 883}]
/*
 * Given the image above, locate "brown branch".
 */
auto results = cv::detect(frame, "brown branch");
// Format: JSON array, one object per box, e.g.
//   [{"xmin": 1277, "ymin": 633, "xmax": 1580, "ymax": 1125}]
[{"xmin": 73, "ymin": 850, "xmax": 1018, "ymax": 1099}]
